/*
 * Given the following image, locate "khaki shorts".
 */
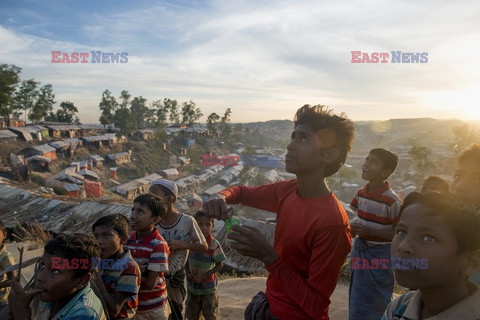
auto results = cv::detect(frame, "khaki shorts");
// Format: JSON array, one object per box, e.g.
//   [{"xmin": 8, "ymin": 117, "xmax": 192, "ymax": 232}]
[
  {"xmin": 185, "ymin": 292, "xmax": 219, "ymax": 320},
  {"xmin": 133, "ymin": 304, "xmax": 169, "ymax": 320}
]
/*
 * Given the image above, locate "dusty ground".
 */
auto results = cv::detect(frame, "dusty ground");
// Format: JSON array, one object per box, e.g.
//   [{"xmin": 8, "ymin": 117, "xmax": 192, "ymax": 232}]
[
  {"xmin": 7, "ymin": 243, "xmax": 350, "ymax": 319},
  {"xmin": 218, "ymin": 277, "xmax": 349, "ymax": 319}
]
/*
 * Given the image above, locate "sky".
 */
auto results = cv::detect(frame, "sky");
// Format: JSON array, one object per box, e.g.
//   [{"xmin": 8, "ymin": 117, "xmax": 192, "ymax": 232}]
[{"xmin": 1, "ymin": 0, "xmax": 479, "ymax": 124}]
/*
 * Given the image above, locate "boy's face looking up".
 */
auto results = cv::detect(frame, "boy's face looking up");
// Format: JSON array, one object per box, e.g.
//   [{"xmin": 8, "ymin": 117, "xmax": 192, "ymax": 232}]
[
  {"xmin": 130, "ymin": 202, "xmax": 160, "ymax": 233},
  {"xmin": 36, "ymin": 252, "xmax": 88, "ymax": 302},
  {"xmin": 361, "ymin": 153, "xmax": 390, "ymax": 182},
  {"xmin": 196, "ymin": 216, "xmax": 214, "ymax": 239},
  {"xmin": 93, "ymin": 225, "xmax": 124, "ymax": 259},
  {"xmin": 450, "ymin": 157, "xmax": 480, "ymax": 205},
  {"xmin": 285, "ymin": 124, "xmax": 338, "ymax": 175},
  {"xmin": 391, "ymin": 203, "xmax": 470, "ymax": 290}
]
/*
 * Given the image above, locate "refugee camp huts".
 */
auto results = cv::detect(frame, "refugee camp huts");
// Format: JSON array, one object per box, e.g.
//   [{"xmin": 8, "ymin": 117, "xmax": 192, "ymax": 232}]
[
  {"xmin": 219, "ymin": 165, "xmax": 244, "ymax": 185},
  {"xmin": 45, "ymin": 124, "xmax": 80, "ymax": 138},
  {"xmin": 201, "ymin": 184, "xmax": 226, "ymax": 201},
  {"xmin": 178, "ymin": 157, "xmax": 190, "ymax": 166},
  {"xmin": 49, "ymin": 140, "xmax": 72, "ymax": 157},
  {"xmin": 77, "ymin": 169, "xmax": 100, "ymax": 182},
  {"xmin": 0, "ymin": 118, "xmax": 25, "ymax": 129},
  {"xmin": 21, "ymin": 144, "xmax": 57, "ymax": 160},
  {"xmin": 106, "ymin": 152, "xmax": 131, "ymax": 165},
  {"xmin": 187, "ymin": 192, "xmax": 203, "ymax": 209},
  {"xmin": 114, "ymin": 173, "xmax": 163, "ymax": 199},
  {"xmin": 26, "ymin": 155, "xmax": 52, "ymax": 172},
  {"xmin": 136, "ymin": 129, "xmax": 155, "ymax": 140},
  {"xmin": 0, "ymin": 130, "xmax": 18, "ymax": 142},
  {"xmin": 109, "ymin": 167, "xmax": 117, "ymax": 179},
  {"xmin": 53, "ymin": 168, "xmax": 84, "ymax": 184},
  {"xmin": 63, "ymin": 138, "xmax": 83, "ymax": 152},
  {"xmin": 8, "ymin": 127, "xmax": 33, "ymax": 141},
  {"xmin": 160, "ymin": 168, "xmax": 179, "ymax": 180},
  {"xmin": 82, "ymin": 133, "xmax": 121, "ymax": 148},
  {"xmin": 65, "ymin": 183, "xmax": 81, "ymax": 197},
  {"xmin": 88, "ymin": 155, "xmax": 104, "ymax": 167},
  {"xmin": 70, "ymin": 162, "xmax": 80, "ymax": 172},
  {"xmin": 78, "ymin": 124, "xmax": 107, "ymax": 136}
]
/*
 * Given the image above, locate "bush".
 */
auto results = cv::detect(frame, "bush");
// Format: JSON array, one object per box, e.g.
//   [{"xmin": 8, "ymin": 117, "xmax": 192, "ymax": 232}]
[
  {"xmin": 30, "ymin": 174, "xmax": 45, "ymax": 186},
  {"xmin": 53, "ymin": 185, "xmax": 66, "ymax": 195}
]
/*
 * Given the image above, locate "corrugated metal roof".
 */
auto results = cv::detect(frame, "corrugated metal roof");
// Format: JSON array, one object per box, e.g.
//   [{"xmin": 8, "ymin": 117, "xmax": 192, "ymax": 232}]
[
  {"xmin": 161, "ymin": 168, "xmax": 179, "ymax": 176},
  {"xmin": 89, "ymin": 155, "xmax": 104, "ymax": 161},
  {"xmin": 78, "ymin": 124, "xmax": 106, "ymax": 130},
  {"xmin": 107, "ymin": 152, "xmax": 130, "ymax": 160},
  {"xmin": 26, "ymin": 155, "xmax": 52, "ymax": 163},
  {"xmin": 82, "ymin": 133, "xmax": 117, "ymax": 142},
  {"xmin": 45, "ymin": 124, "xmax": 81, "ymax": 131},
  {"xmin": 78, "ymin": 169, "xmax": 100, "ymax": 180},
  {"xmin": 64, "ymin": 184, "xmax": 80, "ymax": 192},
  {"xmin": 32, "ymin": 144, "xmax": 56, "ymax": 154},
  {"xmin": 203, "ymin": 184, "xmax": 226, "ymax": 196},
  {"xmin": 49, "ymin": 140, "xmax": 69, "ymax": 149},
  {"xmin": 0, "ymin": 130, "xmax": 18, "ymax": 139}
]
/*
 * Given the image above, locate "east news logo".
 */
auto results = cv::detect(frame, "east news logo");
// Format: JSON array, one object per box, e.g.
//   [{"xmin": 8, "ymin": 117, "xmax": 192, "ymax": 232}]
[
  {"xmin": 351, "ymin": 51, "xmax": 428, "ymax": 63},
  {"xmin": 51, "ymin": 51, "xmax": 128, "ymax": 63}
]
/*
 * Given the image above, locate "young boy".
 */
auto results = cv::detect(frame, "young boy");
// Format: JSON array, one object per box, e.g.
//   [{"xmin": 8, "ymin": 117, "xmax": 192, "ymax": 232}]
[
  {"xmin": 149, "ymin": 179, "xmax": 207, "ymax": 320},
  {"xmin": 0, "ymin": 220, "xmax": 14, "ymax": 319},
  {"xmin": 449, "ymin": 143, "xmax": 480, "ymax": 284},
  {"xmin": 185, "ymin": 211, "xmax": 226, "ymax": 320},
  {"xmin": 92, "ymin": 214, "xmax": 141, "ymax": 319},
  {"xmin": 8, "ymin": 233, "xmax": 106, "ymax": 320},
  {"xmin": 125, "ymin": 193, "xmax": 170, "ymax": 320},
  {"xmin": 421, "ymin": 175, "xmax": 450, "ymax": 193},
  {"xmin": 204, "ymin": 104, "xmax": 354, "ymax": 319},
  {"xmin": 381, "ymin": 191, "xmax": 480, "ymax": 319},
  {"xmin": 349, "ymin": 148, "xmax": 403, "ymax": 320}
]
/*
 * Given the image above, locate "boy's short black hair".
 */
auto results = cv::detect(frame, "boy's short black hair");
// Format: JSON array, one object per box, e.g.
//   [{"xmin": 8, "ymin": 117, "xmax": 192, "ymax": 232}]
[
  {"xmin": 369, "ymin": 148, "xmax": 398, "ymax": 174},
  {"xmin": 194, "ymin": 210, "xmax": 213, "ymax": 222},
  {"xmin": 458, "ymin": 144, "xmax": 480, "ymax": 164},
  {"xmin": 0, "ymin": 220, "xmax": 6, "ymax": 234},
  {"xmin": 134, "ymin": 193, "xmax": 167, "ymax": 218},
  {"xmin": 92, "ymin": 214, "xmax": 129, "ymax": 240},
  {"xmin": 400, "ymin": 192, "xmax": 480, "ymax": 254},
  {"xmin": 421, "ymin": 176, "xmax": 450, "ymax": 193},
  {"xmin": 44, "ymin": 233, "xmax": 100, "ymax": 278},
  {"xmin": 294, "ymin": 104, "xmax": 354, "ymax": 177}
]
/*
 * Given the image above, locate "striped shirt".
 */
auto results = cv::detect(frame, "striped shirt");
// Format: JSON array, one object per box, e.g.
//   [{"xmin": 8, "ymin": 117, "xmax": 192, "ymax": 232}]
[
  {"xmin": 350, "ymin": 182, "xmax": 402, "ymax": 245},
  {"xmin": 0, "ymin": 245, "xmax": 14, "ymax": 303},
  {"xmin": 31, "ymin": 283, "xmax": 106, "ymax": 320},
  {"xmin": 100, "ymin": 250, "xmax": 140, "ymax": 319},
  {"xmin": 187, "ymin": 234, "xmax": 226, "ymax": 295},
  {"xmin": 125, "ymin": 230, "xmax": 169, "ymax": 312}
]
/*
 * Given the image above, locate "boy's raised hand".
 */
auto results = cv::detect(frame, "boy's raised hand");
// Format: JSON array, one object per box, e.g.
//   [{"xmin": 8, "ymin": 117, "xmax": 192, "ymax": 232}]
[
  {"xmin": 8, "ymin": 277, "xmax": 42, "ymax": 319},
  {"xmin": 203, "ymin": 193, "xmax": 229, "ymax": 220},
  {"xmin": 228, "ymin": 225, "xmax": 278, "ymax": 266}
]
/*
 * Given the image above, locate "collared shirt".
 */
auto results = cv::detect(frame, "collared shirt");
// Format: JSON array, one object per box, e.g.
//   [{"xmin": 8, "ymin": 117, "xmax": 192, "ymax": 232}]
[
  {"xmin": 100, "ymin": 250, "xmax": 140, "ymax": 319},
  {"xmin": 381, "ymin": 282, "xmax": 480, "ymax": 320},
  {"xmin": 0, "ymin": 244, "xmax": 14, "ymax": 303},
  {"xmin": 31, "ymin": 283, "xmax": 106, "ymax": 320}
]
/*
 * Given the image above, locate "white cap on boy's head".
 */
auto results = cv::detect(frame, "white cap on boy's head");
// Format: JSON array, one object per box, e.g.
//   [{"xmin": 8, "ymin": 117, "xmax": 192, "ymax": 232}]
[{"xmin": 151, "ymin": 179, "xmax": 178, "ymax": 198}]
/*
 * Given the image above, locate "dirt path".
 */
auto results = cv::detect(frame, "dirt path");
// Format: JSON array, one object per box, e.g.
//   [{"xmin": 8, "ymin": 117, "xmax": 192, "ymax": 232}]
[{"xmin": 218, "ymin": 277, "xmax": 349, "ymax": 319}]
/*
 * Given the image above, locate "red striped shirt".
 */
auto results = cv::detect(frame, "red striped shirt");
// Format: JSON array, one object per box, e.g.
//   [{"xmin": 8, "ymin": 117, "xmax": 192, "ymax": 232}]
[{"xmin": 125, "ymin": 230, "xmax": 169, "ymax": 312}]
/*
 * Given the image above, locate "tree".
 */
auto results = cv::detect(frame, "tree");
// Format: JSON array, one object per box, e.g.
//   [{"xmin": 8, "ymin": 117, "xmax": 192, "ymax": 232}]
[
  {"xmin": 181, "ymin": 100, "xmax": 203, "ymax": 126},
  {"xmin": 98, "ymin": 89, "xmax": 118, "ymax": 128},
  {"xmin": 30, "ymin": 84, "xmax": 55, "ymax": 122},
  {"xmin": 409, "ymin": 144, "xmax": 434, "ymax": 181},
  {"xmin": 130, "ymin": 96, "xmax": 149, "ymax": 129},
  {"xmin": 153, "ymin": 100, "xmax": 168, "ymax": 126},
  {"xmin": 56, "ymin": 101, "xmax": 80, "ymax": 123},
  {"xmin": 206, "ymin": 112, "xmax": 220, "ymax": 136},
  {"xmin": 0, "ymin": 64, "xmax": 22, "ymax": 127},
  {"xmin": 220, "ymin": 107, "xmax": 232, "ymax": 137},
  {"xmin": 14, "ymin": 79, "xmax": 39, "ymax": 122},
  {"xmin": 164, "ymin": 98, "xmax": 179, "ymax": 124},
  {"xmin": 452, "ymin": 124, "xmax": 479, "ymax": 154},
  {"xmin": 114, "ymin": 91, "xmax": 135, "ymax": 135}
]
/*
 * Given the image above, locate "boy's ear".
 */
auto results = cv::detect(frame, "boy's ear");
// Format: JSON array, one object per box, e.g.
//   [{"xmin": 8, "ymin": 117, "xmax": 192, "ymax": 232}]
[
  {"xmin": 152, "ymin": 215, "xmax": 162, "ymax": 225},
  {"xmin": 322, "ymin": 148, "xmax": 339, "ymax": 164},
  {"xmin": 463, "ymin": 249, "xmax": 480, "ymax": 276},
  {"xmin": 76, "ymin": 273, "xmax": 91, "ymax": 290}
]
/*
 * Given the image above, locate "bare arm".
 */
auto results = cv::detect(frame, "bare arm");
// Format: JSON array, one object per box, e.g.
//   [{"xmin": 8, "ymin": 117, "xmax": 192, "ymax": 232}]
[
  {"xmin": 142, "ymin": 270, "xmax": 161, "ymax": 290},
  {"xmin": 0, "ymin": 271, "xmax": 14, "ymax": 288},
  {"xmin": 92, "ymin": 273, "xmax": 130, "ymax": 318}
]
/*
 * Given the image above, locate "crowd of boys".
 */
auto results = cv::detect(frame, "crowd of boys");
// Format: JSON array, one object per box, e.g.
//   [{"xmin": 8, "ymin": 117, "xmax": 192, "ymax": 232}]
[{"xmin": 0, "ymin": 104, "xmax": 478, "ymax": 319}]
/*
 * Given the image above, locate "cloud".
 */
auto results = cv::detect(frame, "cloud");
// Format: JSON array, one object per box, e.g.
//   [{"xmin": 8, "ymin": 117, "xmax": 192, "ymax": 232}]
[{"xmin": 1, "ymin": 0, "xmax": 479, "ymax": 123}]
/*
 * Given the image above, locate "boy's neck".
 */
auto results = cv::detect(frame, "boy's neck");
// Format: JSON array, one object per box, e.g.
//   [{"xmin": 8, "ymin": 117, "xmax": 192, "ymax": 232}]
[
  {"xmin": 51, "ymin": 286, "xmax": 84, "ymax": 318},
  {"xmin": 110, "ymin": 247, "xmax": 124, "ymax": 260},
  {"xmin": 136, "ymin": 226, "xmax": 156, "ymax": 239},
  {"xmin": 296, "ymin": 171, "xmax": 331, "ymax": 198},
  {"xmin": 162, "ymin": 209, "xmax": 180, "ymax": 226},
  {"xmin": 420, "ymin": 281, "xmax": 471, "ymax": 318},
  {"xmin": 367, "ymin": 179, "xmax": 387, "ymax": 192}
]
